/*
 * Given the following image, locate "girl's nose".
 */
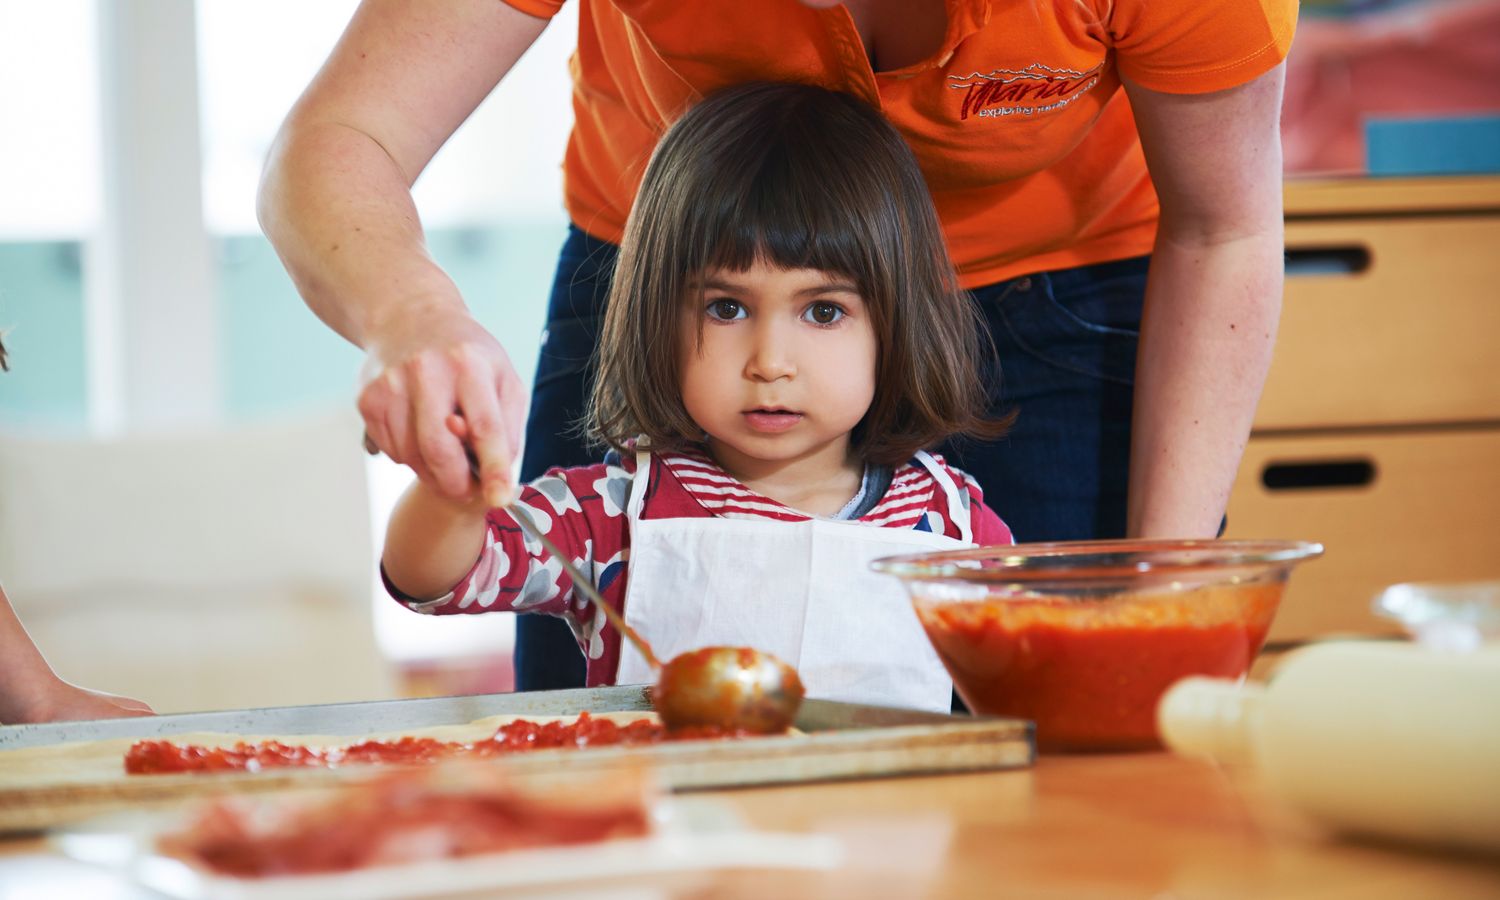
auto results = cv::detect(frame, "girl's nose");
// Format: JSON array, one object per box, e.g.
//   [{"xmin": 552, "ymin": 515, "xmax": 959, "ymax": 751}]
[{"xmin": 744, "ymin": 320, "xmax": 797, "ymax": 382}]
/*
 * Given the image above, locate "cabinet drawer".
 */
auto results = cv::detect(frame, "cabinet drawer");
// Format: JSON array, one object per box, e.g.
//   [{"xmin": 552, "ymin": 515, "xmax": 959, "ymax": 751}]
[
  {"xmin": 1224, "ymin": 427, "xmax": 1500, "ymax": 641},
  {"xmin": 1256, "ymin": 214, "xmax": 1500, "ymax": 429}
]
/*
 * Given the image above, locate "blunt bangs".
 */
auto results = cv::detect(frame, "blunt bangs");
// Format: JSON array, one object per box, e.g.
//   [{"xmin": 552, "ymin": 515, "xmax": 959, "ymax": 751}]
[{"xmin": 668, "ymin": 87, "xmax": 901, "ymax": 291}]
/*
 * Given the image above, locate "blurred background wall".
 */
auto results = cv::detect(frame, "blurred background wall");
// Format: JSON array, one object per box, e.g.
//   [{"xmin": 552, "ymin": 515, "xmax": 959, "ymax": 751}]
[{"xmin": 0, "ymin": 0, "xmax": 580, "ymax": 710}]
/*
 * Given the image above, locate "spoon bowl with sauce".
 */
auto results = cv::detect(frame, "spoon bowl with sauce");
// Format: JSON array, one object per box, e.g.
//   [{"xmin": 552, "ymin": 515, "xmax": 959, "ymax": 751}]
[{"xmin": 652, "ymin": 645, "xmax": 805, "ymax": 733}]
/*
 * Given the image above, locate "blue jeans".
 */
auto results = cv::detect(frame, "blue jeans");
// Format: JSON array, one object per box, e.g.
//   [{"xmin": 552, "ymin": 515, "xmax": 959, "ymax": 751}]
[
  {"xmin": 515, "ymin": 229, "xmax": 619, "ymax": 693},
  {"xmin": 939, "ymin": 255, "xmax": 1148, "ymax": 543},
  {"xmin": 514, "ymin": 226, "xmax": 1149, "ymax": 692}
]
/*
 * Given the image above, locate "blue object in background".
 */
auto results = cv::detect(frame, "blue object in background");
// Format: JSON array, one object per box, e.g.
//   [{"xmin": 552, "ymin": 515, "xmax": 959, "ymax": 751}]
[
  {"xmin": 1366, "ymin": 115, "xmax": 1500, "ymax": 177},
  {"xmin": 0, "ymin": 243, "xmax": 88, "ymax": 430},
  {"xmin": 0, "ymin": 223, "xmax": 565, "ymax": 432},
  {"xmin": 220, "ymin": 223, "xmax": 563, "ymax": 418}
]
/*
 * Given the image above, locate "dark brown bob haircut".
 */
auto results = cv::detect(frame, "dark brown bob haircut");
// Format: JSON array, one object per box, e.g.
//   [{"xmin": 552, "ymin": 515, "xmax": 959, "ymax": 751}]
[{"xmin": 588, "ymin": 81, "xmax": 1011, "ymax": 467}]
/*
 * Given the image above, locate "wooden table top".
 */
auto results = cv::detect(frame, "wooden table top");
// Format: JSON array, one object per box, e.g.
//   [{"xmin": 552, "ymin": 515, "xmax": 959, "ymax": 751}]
[
  {"xmin": 2, "ymin": 752, "xmax": 1495, "ymax": 898},
  {"xmin": 705, "ymin": 753, "xmax": 1500, "ymax": 899}
]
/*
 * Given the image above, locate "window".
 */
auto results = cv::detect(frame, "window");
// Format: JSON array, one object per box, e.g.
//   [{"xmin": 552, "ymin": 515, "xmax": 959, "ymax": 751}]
[
  {"xmin": 0, "ymin": 0, "xmax": 100, "ymax": 429},
  {"xmin": 2, "ymin": 0, "xmax": 581, "ymax": 679},
  {"xmin": 195, "ymin": 0, "xmax": 580, "ymax": 666}
]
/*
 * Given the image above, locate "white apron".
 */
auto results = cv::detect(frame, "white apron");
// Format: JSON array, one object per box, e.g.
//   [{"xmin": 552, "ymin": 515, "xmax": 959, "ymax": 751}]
[{"xmin": 615, "ymin": 450, "xmax": 973, "ymax": 713}]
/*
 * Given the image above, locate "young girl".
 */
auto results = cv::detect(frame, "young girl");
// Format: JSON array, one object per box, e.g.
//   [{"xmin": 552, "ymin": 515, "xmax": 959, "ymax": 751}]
[{"xmin": 383, "ymin": 82, "xmax": 1013, "ymax": 713}]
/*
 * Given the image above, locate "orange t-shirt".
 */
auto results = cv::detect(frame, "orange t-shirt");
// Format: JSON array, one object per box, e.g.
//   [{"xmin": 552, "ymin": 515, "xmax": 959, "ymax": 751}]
[{"xmin": 503, "ymin": 0, "xmax": 1297, "ymax": 288}]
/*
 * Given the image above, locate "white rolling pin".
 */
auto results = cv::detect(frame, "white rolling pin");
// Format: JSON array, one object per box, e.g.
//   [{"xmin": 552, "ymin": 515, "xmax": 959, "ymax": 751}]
[{"xmin": 1159, "ymin": 640, "xmax": 1500, "ymax": 856}]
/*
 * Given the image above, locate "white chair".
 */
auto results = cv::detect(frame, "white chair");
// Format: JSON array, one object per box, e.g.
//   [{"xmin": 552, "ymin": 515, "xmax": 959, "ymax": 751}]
[{"xmin": 0, "ymin": 410, "xmax": 397, "ymax": 713}]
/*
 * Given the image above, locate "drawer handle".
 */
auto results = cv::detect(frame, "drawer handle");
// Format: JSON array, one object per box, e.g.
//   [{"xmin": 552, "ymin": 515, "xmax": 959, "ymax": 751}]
[
  {"xmin": 1284, "ymin": 245, "xmax": 1371, "ymax": 277},
  {"xmin": 1262, "ymin": 459, "xmax": 1376, "ymax": 491}
]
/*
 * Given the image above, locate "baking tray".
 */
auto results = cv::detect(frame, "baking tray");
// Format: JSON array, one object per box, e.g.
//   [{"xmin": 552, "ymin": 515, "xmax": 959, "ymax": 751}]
[{"xmin": 0, "ymin": 685, "xmax": 1033, "ymax": 833}]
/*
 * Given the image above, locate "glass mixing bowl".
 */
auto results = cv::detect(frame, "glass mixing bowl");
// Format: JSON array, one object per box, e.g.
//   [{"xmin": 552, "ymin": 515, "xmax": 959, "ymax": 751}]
[
  {"xmin": 1373, "ymin": 580, "xmax": 1500, "ymax": 652},
  {"xmin": 872, "ymin": 539, "xmax": 1324, "ymax": 751}
]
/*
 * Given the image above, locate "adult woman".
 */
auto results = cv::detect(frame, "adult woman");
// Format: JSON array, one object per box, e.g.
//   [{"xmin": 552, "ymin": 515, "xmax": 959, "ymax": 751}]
[{"xmin": 260, "ymin": 0, "xmax": 1294, "ymax": 690}]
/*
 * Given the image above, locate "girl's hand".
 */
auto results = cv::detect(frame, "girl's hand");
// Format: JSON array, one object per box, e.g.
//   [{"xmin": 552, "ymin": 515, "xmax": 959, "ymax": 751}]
[
  {"xmin": 358, "ymin": 306, "xmax": 525, "ymax": 510},
  {"xmin": 12, "ymin": 679, "xmax": 154, "ymax": 725}
]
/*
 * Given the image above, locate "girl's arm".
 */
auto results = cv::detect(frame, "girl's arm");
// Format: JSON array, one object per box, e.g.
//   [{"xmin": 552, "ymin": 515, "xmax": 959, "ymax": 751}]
[
  {"xmin": 382, "ymin": 459, "xmax": 633, "ymax": 652},
  {"xmin": 382, "ymin": 481, "xmax": 491, "ymax": 601},
  {"xmin": 0, "ymin": 583, "xmax": 153, "ymax": 724},
  {"xmin": 1122, "ymin": 64, "xmax": 1287, "ymax": 539},
  {"xmin": 258, "ymin": 0, "xmax": 548, "ymax": 509}
]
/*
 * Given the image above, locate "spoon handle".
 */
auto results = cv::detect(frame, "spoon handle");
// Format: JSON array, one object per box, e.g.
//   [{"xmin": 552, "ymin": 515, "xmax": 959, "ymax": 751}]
[
  {"xmin": 504, "ymin": 501, "xmax": 662, "ymax": 671},
  {"xmin": 364, "ymin": 430, "xmax": 663, "ymax": 671}
]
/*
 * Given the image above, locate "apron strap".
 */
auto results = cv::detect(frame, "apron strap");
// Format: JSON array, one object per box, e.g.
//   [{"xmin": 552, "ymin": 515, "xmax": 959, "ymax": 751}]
[
  {"xmin": 912, "ymin": 450, "xmax": 972, "ymax": 543},
  {"xmin": 627, "ymin": 448, "xmax": 652, "ymax": 521}
]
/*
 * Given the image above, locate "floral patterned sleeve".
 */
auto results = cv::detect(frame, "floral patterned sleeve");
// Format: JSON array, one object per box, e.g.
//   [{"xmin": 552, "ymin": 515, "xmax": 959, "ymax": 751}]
[
  {"xmin": 381, "ymin": 456, "xmax": 634, "ymax": 657},
  {"xmin": 954, "ymin": 467, "xmax": 1015, "ymax": 546}
]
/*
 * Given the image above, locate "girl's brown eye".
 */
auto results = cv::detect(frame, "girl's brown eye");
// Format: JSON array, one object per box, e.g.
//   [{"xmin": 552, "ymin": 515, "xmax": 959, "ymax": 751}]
[
  {"xmin": 806, "ymin": 302, "xmax": 843, "ymax": 325},
  {"xmin": 708, "ymin": 299, "xmax": 744, "ymax": 320}
]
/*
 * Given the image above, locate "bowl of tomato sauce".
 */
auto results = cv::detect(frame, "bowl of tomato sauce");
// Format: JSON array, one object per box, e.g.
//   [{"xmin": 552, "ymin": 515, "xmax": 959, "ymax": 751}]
[{"xmin": 872, "ymin": 540, "xmax": 1323, "ymax": 752}]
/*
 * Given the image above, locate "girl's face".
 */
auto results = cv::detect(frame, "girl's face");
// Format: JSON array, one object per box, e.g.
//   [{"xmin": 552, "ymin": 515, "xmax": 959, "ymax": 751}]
[{"xmin": 677, "ymin": 260, "xmax": 878, "ymax": 477}]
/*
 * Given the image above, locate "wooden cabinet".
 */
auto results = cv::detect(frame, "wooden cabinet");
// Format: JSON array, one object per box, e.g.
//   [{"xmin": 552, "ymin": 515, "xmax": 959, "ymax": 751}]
[{"xmin": 1224, "ymin": 176, "xmax": 1500, "ymax": 641}]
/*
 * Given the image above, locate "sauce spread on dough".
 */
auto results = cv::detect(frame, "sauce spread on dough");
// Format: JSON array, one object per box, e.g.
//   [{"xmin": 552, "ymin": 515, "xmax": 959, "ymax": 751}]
[
  {"xmin": 125, "ymin": 711, "xmax": 748, "ymax": 774},
  {"xmin": 157, "ymin": 769, "xmax": 651, "ymax": 877}
]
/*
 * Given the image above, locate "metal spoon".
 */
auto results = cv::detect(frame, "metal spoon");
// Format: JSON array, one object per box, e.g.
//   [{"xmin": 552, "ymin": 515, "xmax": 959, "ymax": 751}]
[
  {"xmin": 364, "ymin": 433, "xmax": 804, "ymax": 733},
  {"xmin": 503, "ymin": 501, "xmax": 805, "ymax": 734}
]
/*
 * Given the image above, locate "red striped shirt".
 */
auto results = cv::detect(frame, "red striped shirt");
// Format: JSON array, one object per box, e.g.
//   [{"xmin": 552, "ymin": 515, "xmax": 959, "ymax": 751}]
[{"xmin": 384, "ymin": 449, "xmax": 1011, "ymax": 687}]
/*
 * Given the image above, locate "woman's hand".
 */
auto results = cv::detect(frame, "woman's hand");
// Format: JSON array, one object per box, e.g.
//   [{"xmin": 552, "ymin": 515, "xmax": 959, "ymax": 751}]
[{"xmin": 359, "ymin": 305, "xmax": 525, "ymax": 509}]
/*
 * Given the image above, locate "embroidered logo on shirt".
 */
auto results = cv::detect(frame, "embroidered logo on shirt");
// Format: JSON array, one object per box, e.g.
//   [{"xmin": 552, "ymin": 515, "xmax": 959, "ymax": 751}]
[{"xmin": 949, "ymin": 63, "xmax": 1102, "ymax": 120}]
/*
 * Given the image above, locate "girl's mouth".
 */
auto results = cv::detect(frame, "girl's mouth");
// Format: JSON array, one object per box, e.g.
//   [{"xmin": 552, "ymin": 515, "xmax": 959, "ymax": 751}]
[{"xmin": 742, "ymin": 409, "xmax": 803, "ymax": 433}]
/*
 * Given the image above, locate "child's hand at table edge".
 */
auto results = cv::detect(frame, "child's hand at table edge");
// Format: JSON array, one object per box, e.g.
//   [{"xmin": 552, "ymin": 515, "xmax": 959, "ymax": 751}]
[{"xmin": 6, "ymin": 678, "xmax": 154, "ymax": 725}]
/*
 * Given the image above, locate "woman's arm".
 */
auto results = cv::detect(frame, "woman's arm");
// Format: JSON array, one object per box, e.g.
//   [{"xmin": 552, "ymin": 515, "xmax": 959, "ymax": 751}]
[
  {"xmin": 258, "ymin": 0, "xmax": 548, "ymax": 508},
  {"xmin": 1122, "ymin": 64, "xmax": 1287, "ymax": 538},
  {"xmin": 0, "ymin": 584, "xmax": 153, "ymax": 724}
]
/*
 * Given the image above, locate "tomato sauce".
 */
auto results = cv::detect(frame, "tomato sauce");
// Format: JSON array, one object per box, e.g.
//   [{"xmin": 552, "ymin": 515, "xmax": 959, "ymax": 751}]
[
  {"xmin": 125, "ymin": 711, "xmax": 750, "ymax": 775},
  {"xmin": 916, "ymin": 582, "xmax": 1280, "ymax": 751},
  {"xmin": 159, "ymin": 769, "xmax": 651, "ymax": 877}
]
